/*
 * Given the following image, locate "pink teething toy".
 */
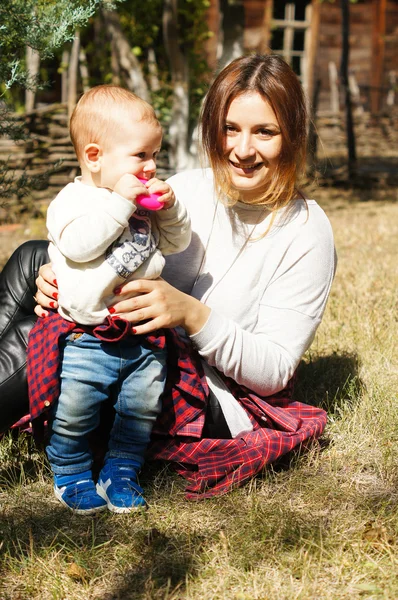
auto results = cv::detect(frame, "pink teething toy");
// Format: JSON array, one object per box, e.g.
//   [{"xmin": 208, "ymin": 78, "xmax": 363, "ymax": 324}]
[{"xmin": 135, "ymin": 178, "xmax": 163, "ymax": 211}]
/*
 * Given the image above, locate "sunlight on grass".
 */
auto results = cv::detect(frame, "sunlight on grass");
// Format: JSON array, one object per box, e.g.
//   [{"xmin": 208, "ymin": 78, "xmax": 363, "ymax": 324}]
[{"xmin": 1, "ymin": 192, "xmax": 397, "ymax": 599}]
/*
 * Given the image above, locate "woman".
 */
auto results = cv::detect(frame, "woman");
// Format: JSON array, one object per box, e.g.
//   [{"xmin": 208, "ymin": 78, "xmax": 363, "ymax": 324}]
[{"xmin": 0, "ymin": 54, "xmax": 336, "ymax": 499}]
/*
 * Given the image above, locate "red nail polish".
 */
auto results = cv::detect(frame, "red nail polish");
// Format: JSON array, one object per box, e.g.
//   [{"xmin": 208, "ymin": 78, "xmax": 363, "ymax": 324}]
[
  {"xmin": 114, "ymin": 287, "xmax": 122, "ymax": 295},
  {"xmin": 132, "ymin": 328, "xmax": 137, "ymax": 334},
  {"xmin": 108, "ymin": 306, "xmax": 116, "ymax": 314},
  {"xmin": 49, "ymin": 301, "xmax": 56, "ymax": 308},
  {"xmin": 52, "ymin": 292, "xmax": 58, "ymax": 300},
  {"xmin": 41, "ymin": 312, "xmax": 47, "ymax": 318},
  {"xmin": 53, "ymin": 279, "xmax": 57, "ymax": 286}
]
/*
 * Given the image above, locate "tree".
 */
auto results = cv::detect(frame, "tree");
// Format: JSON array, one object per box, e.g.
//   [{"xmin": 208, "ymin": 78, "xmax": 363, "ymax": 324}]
[
  {"xmin": 162, "ymin": 0, "xmax": 213, "ymax": 170},
  {"xmin": 0, "ymin": 0, "xmax": 124, "ymax": 198},
  {"xmin": 103, "ymin": 9, "xmax": 150, "ymax": 101},
  {"xmin": 163, "ymin": 0, "xmax": 190, "ymax": 170}
]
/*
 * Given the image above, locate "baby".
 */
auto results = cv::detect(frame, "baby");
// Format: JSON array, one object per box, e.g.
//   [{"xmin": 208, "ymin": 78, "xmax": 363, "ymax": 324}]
[{"xmin": 30, "ymin": 85, "xmax": 191, "ymax": 514}]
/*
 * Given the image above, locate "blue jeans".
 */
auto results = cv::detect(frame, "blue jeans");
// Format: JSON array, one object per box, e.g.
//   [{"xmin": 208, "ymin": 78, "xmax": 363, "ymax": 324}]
[{"xmin": 46, "ymin": 332, "xmax": 167, "ymax": 475}]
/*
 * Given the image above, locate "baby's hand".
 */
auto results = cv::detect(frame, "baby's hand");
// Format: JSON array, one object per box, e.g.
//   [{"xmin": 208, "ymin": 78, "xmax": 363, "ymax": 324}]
[
  {"xmin": 113, "ymin": 174, "xmax": 147, "ymax": 204},
  {"xmin": 145, "ymin": 178, "xmax": 176, "ymax": 210}
]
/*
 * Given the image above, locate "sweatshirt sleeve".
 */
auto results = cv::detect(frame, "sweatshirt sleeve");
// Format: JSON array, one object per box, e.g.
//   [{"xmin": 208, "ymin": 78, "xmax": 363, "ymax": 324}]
[
  {"xmin": 153, "ymin": 197, "xmax": 191, "ymax": 256},
  {"xmin": 189, "ymin": 211, "xmax": 336, "ymax": 396},
  {"xmin": 47, "ymin": 185, "xmax": 134, "ymax": 263}
]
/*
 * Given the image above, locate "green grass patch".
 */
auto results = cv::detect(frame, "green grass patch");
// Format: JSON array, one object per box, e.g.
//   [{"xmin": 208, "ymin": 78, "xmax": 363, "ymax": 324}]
[{"xmin": 1, "ymin": 192, "xmax": 397, "ymax": 599}]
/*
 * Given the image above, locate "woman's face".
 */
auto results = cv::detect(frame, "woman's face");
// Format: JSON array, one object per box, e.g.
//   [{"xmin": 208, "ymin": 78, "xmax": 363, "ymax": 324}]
[{"xmin": 223, "ymin": 92, "xmax": 282, "ymax": 202}]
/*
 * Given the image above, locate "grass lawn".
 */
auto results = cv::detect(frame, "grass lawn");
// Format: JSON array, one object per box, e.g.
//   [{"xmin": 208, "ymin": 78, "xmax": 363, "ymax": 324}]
[{"xmin": 0, "ymin": 188, "xmax": 397, "ymax": 600}]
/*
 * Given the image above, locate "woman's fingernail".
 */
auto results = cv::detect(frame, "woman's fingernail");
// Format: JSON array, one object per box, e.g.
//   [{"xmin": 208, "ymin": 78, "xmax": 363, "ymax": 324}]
[
  {"xmin": 49, "ymin": 301, "xmax": 56, "ymax": 308},
  {"xmin": 114, "ymin": 287, "xmax": 122, "ymax": 295},
  {"xmin": 132, "ymin": 328, "xmax": 137, "ymax": 334},
  {"xmin": 53, "ymin": 279, "xmax": 57, "ymax": 286},
  {"xmin": 108, "ymin": 306, "xmax": 116, "ymax": 314},
  {"xmin": 52, "ymin": 292, "xmax": 58, "ymax": 300},
  {"xmin": 41, "ymin": 312, "xmax": 47, "ymax": 318}
]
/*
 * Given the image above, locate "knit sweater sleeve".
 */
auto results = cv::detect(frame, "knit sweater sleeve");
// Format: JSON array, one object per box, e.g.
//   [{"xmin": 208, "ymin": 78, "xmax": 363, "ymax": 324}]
[
  {"xmin": 47, "ymin": 183, "xmax": 134, "ymax": 263},
  {"xmin": 189, "ymin": 207, "xmax": 336, "ymax": 396},
  {"xmin": 153, "ymin": 197, "xmax": 192, "ymax": 256}
]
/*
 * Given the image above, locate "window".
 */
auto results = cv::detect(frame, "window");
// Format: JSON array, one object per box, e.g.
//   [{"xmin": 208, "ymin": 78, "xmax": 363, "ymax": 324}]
[{"xmin": 270, "ymin": 0, "xmax": 312, "ymax": 87}]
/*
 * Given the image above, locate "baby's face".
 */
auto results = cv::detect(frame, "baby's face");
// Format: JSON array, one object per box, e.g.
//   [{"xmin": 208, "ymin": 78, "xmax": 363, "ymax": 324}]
[{"xmin": 99, "ymin": 117, "xmax": 162, "ymax": 190}]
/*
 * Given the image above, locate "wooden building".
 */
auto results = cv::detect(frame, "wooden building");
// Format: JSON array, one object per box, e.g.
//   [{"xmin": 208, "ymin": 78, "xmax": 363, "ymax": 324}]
[{"xmin": 205, "ymin": 0, "xmax": 398, "ymax": 114}]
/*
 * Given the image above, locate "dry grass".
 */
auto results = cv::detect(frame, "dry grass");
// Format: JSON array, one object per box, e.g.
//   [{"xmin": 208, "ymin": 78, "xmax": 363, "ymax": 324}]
[
  {"xmin": 0, "ymin": 219, "xmax": 48, "ymax": 270},
  {"xmin": 0, "ymin": 188, "xmax": 397, "ymax": 600}
]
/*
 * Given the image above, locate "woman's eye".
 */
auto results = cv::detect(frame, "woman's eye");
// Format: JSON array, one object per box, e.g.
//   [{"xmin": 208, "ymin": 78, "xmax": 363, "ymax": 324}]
[
  {"xmin": 258, "ymin": 128, "xmax": 279, "ymax": 138},
  {"xmin": 224, "ymin": 125, "xmax": 237, "ymax": 133},
  {"xmin": 258, "ymin": 129, "xmax": 272, "ymax": 137}
]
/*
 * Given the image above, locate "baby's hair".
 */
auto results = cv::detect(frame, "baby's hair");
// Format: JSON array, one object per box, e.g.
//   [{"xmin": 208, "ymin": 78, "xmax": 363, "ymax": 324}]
[{"xmin": 70, "ymin": 85, "xmax": 160, "ymax": 162}]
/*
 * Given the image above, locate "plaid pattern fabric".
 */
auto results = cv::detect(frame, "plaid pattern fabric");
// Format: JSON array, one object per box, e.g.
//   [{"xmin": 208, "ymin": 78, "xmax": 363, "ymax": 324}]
[
  {"xmin": 26, "ymin": 312, "xmax": 327, "ymax": 499},
  {"xmin": 27, "ymin": 312, "xmax": 204, "ymax": 421},
  {"xmin": 150, "ymin": 373, "xmax": 327, "ymax": 499}
]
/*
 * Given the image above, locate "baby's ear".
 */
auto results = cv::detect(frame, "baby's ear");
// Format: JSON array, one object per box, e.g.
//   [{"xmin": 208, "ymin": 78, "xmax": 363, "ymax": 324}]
[{"xmin": 83, "ymin": 143, "xmax": 102, "ymax": 172}]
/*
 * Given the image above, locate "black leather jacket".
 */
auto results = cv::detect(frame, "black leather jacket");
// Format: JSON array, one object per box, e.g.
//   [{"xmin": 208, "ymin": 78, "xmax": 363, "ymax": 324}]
[
  {"xmin": 0, "ymin": 240, "xmax": 230, "ymax": 438},
  {"xmin": 0, "ymin": 240, "xmax": 49, "ymax": 432}
]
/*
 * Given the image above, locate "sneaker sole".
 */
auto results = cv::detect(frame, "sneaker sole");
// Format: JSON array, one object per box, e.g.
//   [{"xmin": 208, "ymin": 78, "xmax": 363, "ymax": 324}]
[
  {"xmin": 54, "ymin": 487, "xmax": 107, "ymax": 515},
  {"xmin": 96, "ymin": 483, "xmax": 147, "ymax": 514}
]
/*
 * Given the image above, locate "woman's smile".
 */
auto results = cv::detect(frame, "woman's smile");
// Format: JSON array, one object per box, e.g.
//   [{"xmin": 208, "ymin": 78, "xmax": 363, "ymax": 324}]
[{"xmin": 229, "ymin": 160, "xmax": 265, "ymax": 174}]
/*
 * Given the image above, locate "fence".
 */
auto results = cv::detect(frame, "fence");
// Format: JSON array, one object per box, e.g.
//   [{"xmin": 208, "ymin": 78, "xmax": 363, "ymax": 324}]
[{"xmin": 0, "ymin": 103, "xmax": 397, "ymax": 223}]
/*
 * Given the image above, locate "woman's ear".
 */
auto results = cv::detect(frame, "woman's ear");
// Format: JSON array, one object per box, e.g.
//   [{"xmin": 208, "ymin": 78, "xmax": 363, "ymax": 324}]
[{"xmin": 83, "ymin": 143, "xmax": 102, "ymax": 173}]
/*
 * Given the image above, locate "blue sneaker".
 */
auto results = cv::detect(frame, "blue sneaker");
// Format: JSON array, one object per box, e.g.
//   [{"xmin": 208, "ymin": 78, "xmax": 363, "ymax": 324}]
[
  {"xmin": 54, "ymin": 470, "xmax": 107, "ymax": 514},
  {"xmin": 96, "ymin": 458, "xmax": 147, "ymax": 513}
]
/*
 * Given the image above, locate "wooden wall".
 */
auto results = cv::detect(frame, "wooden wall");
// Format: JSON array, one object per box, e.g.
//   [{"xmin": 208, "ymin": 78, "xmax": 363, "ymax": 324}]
[
  {"xmin": 302, "ymin": 0, "xmax": 397, "ymax": 113},
  {"xmin": 239, "ymin": 0, "xmax": 398, "ymax": 113}
]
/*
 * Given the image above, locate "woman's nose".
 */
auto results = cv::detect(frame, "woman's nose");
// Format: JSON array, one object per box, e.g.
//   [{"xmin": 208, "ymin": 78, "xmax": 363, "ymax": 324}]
[{"xmin": 235, "ymin": 133, "xmax": 255, "ymax": 159}]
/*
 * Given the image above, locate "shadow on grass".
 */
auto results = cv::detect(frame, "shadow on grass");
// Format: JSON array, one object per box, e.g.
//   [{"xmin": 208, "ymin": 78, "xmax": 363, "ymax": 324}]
[
  {"xmin": 0, "ymin": 439, "xmax": 200, "ymax": 599},
  {"xmin": 295, "ymin": 351, "xmax": 364, "ymax": 415},
  {"xmin": 95, "ymin": 528, "xmax": 205, "ymax": 600},
  {"xmin": 253, "ymin": 352, "xmax": 364, "ymax": 475},
  {"xmin": 0, "ymin": 497, "xmax": 203, "ymax": 600}
]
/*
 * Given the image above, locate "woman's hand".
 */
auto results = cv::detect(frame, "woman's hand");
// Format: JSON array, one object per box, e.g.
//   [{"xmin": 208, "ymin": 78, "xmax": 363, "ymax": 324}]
[
  {"xmin": 34, "ymin": 263, "xmax": 59, "ymax": 317},
  {"xmin": 110, "ymin": 278, "xmax": 211, "ymax": 336}
]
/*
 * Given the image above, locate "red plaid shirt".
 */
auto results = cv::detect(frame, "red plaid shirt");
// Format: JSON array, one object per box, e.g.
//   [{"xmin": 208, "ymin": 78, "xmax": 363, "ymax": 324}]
[{"xmin": 26, "ymin": 312, "xmax": 327, "ymax": 500}]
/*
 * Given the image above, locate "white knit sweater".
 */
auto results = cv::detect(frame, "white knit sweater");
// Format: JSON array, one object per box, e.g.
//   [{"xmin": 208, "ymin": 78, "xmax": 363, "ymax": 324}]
[
  {"xmin": 163, "ymin": 168, "xmax": 337, "ymax": 398},
  {"xmin": 47, "ymin": 178, "xmax": 191, "ymax": 325}
]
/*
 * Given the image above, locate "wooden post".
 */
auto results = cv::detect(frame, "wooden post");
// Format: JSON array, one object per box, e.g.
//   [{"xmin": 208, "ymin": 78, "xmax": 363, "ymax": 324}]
[
  {"xmin": 67, "ymin": 31, "xmax": 80, "ymax": 118},
  {"xmin": 305, "ymin": 0, "xmax": 320, "ymax": 107},
  {"xmin": 110, "ymin": 38, "xmax": 121, "ymax": 86},
  {"xmin": 259, "ymin": 0, "xmax": 273, "ymax": 53},
  {"xmin": 371, "ymin": 0, "xmax": 387, "ymax": 114},
  {"xmin": 283, "ymin": 3, "xmax": 295, "ymax": 66},
  {"xmin": 305, "ymin": 1, "xmax": 321, "ymax": 174},
  {"xmin": 387, "ymin": 71, "xmax": 396, "ymax": 107},
  {"xmin": 147, "ymin": 48, "xmax": 160, "ymax": 92},
  {"xmin": 349, "ymin": 73, "xmax": 364, "ymax": 115},
  {"xmin": 329, "ymin": 61, "xmax": 340, "ymax": 114},
  {"xmin": 61, "ymin": 50, "xmax": 69, "ymax": 105},
  {"xmin": 25, "ymin": 46, "xmax": 40, "ymax": 113},
  {"xmin": 79, "ymin": 47, "xmax": 90, "ymax": 93},
  {"xmin": 340, "ymin": 0, "xmax": 357, "ymax": 175}
]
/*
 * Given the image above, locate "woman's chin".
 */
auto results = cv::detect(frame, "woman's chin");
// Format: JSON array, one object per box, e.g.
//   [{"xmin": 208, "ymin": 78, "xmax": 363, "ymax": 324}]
[{"xmin": 229, "ymin": 170, "xmax": 269, "ymax": 196}]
